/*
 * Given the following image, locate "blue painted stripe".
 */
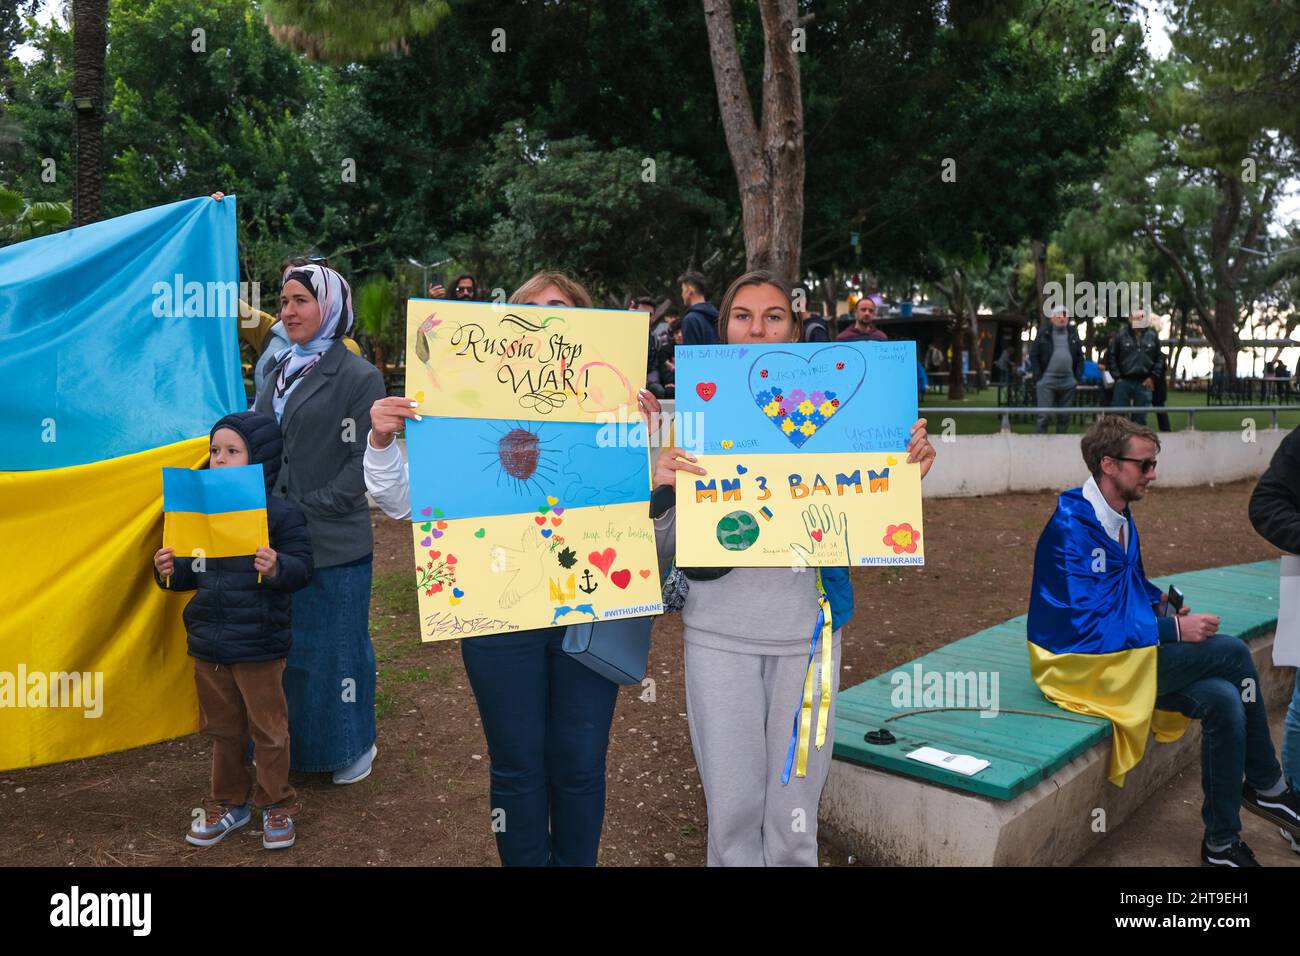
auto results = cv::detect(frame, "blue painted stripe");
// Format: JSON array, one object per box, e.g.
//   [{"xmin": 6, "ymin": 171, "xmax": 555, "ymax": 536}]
[
  {"xmin": 406, "ymin": 416, "xmax": 650, "ymax": 521},
  {"xmin": 162, "ymin": 465, "xmax": 266, "ymax": 514}
]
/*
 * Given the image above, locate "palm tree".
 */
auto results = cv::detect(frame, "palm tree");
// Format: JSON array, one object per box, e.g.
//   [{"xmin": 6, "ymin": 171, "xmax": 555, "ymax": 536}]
[{"xmin": 71, "ymin": 0, "xmax": 108, "ymax": 226}]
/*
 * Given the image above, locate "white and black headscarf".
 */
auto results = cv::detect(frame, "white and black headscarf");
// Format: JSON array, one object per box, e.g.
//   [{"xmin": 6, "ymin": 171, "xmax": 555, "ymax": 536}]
[{"xmin": 271, "ymin": 264, "xmax": 354, "ymax": 421}]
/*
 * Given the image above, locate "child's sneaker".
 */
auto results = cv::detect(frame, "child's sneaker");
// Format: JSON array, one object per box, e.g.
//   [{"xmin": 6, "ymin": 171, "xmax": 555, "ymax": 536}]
[
  {"xmin": 186, "ymin": 803, "xmax": 250, "ymax": 846},
  {"xmin": 262, "ymin": 807, "xmax": 296, "ymax": 850}
]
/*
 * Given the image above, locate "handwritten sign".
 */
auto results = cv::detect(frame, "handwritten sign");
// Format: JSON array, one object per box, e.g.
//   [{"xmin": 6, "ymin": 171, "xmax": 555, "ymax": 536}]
[
  {"xmin": 406, "ymin": 299, "xmax": 649, "ymax": 422},
  {"xmin": 404, "ymin": 300, "xmax": 663, "ymax": 640},
  {"xmin": 674, "ymin": 341, "xmax": 924, "ymax": 567}
]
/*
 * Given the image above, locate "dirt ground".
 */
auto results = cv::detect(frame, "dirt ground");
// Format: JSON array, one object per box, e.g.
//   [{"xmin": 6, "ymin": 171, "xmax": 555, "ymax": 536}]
[{"xmin": 0, "ymin": 479, "xmax": 1288, "ymax": 867}]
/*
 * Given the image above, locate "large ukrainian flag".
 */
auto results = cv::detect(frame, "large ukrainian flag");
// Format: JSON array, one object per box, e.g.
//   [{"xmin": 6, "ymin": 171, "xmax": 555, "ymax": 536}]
[
  {"xmin": 0, "ymin": 197, "xmax": 244, "ymax": 771},
  {"xmin": 1027, "ymin": 488, "xmax": 1189, "ymax": 786}
]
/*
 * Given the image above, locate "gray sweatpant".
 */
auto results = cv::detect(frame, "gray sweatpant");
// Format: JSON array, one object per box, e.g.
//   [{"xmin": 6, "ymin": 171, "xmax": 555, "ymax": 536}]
[{"xmin": 683, "ymin": 629, "xmax": 842, "ymax": 866}]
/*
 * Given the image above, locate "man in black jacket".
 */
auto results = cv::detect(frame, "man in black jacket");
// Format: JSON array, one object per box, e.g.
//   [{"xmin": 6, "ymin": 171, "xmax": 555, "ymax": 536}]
[
  {"xmin": 1106, "ymin": 309, "xmax": 1167, "ymax": 426},
  {"xmin": 1249, "ymin": 428, "xmax": 1300, "ymax": 854},
  {"xmin": 677, "ymin": 270, "xmax": 719, "ymax": 345},
  {"xmin": 1029, "ymin": 309, "xmax": 1084, "ymax": 434}
]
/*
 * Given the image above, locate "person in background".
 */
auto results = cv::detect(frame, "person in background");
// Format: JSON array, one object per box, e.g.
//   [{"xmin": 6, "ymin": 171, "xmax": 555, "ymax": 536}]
[
  {"xmin": 836, "ymin": 296, "xmax": 887, "ymax": 342},
  {"xmin": 1029, "ymin": 308, "xmax": 1084, "ymax": 434},
  {"xmin": 1106, "ymin": 309, "xmax": 1165, "ymax": 425},
  {"xmin": 677, "ymin": 270, "xmax": 720, "ymax": 346},
  {"xmin": 634, "ymin": 297, "xmax": 667, "ymax": 400},
  {"xmin": 428, "ymin": 273, "xmax": 480, "ymax": 300},
  {"xmin": 793, "ymin": 282, "xmax": 830, "ymax": 342}
]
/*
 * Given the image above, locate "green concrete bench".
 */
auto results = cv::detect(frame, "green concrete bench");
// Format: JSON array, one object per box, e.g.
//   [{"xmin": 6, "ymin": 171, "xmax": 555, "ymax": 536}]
[{"xmin": 820, "ymin": 559, "xmax": 1288, "ymax": 865}]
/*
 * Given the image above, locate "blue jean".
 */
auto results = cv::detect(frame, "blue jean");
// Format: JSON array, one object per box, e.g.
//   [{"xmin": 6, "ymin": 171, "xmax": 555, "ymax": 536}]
[
  {"xmin": 283, "ymin": 556, "xmax": 376, "ymax": 772},
  {"xmin": 1113, "ymin": 379, "xmax": 1151, "ymax": 425},
  {"xmin": 1282, "ymin": 674, "xmax": 1300, "ymax": 789},
  {"xmin": 1155, "ymin": 635, "xmax": 1283, "ymax": 845},
  {"xmin": 460, "ymin": 626, "xmax": 619, "ymax": 866}
]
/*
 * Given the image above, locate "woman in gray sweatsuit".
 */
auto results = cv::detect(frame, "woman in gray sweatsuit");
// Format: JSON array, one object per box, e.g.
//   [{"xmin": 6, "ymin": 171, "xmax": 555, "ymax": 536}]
[{"xmin": 652, "ymin": 271, "xmax": 937, "ymax": 866}]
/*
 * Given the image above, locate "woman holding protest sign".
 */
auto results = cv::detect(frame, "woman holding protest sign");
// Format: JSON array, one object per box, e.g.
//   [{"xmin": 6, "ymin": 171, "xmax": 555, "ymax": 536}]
[
  {"xmin": 650, "ymin": 270, "xmax": 937, "ymax": 866},
  {"xmin": 252, "ymin": 257, "xmax": 387, "ymax": 784},
  {"xmin": 365, "ymin": 270, "xmax": 663, "ymax": 866}
]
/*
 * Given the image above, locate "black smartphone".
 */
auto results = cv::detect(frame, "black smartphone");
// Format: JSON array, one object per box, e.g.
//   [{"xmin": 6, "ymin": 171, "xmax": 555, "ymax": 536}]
[
  {"xmin": 430, "ymin": 272, "xmax": 445, "ymax": 291},
  {"xmin": 1162, "ymin": 584, "xmax": 1184, "ymax": 617}
]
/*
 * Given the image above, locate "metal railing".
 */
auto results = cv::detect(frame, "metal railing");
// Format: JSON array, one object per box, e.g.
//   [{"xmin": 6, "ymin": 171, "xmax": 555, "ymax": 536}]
[{"xmin": 921, "ymin": 405, "xmax": 1297, "ymax": 433}]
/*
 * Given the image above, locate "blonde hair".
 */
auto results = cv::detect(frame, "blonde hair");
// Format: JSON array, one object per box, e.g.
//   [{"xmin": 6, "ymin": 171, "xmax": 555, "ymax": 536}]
[
  {"xmin": 509, "ymin": 271, "xmax": 593, "ymax": 309},
  {"xmin": 717, "ymin": 270, "xmax": 801, "ymax": 344}
]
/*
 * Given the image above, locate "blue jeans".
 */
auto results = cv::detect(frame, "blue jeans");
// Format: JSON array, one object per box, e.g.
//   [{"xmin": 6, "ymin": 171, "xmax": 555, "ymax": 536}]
[
  {"xmin": 1155, "ymin": 635, "xmax": 1283, "ymax": 845},
  {"xmin": 1282, "ymin": 674, "xmax": 1300, "ymax": 789},
  {"xmin": 460, "ymin": 626, "xmax": 619, "ymax": 866},
  {"xmin": 1113, "ymin": 379, "xmax": 1151, "ymax": 425}
]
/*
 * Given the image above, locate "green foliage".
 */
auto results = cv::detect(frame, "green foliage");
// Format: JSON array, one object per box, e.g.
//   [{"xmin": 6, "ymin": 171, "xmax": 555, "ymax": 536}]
[
  {"xmin": 262, "ymin": 0, "xmax": 449, "ymax": 62},
  {"xmin": 353, "ymin": 273, "xmax": 398, "ymax": 348},
  {"xmin": 0, "ymin": 184, "xmax": 72, "ymax": 243}
]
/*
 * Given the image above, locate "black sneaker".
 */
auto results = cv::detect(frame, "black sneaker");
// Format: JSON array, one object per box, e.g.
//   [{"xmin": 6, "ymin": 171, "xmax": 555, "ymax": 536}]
[
  {"xmin": 1201, "ymin": 839, "xmax": 1261, "ymax": 867},
  {"xmin": 1242, "ymin": 783, "xmax": 1300, "ymax": 835}
]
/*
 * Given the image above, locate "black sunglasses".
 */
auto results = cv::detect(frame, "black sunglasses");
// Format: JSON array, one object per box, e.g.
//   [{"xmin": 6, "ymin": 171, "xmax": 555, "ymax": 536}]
[{"xmin": 1112, "ymin": 455, "xmax": 1158, "ymax": 473}]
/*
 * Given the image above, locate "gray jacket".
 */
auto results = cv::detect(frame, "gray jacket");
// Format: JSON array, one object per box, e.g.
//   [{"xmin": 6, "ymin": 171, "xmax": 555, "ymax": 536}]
[{"xmin": 254, "ymin": 340, "xmax": 387, "ymax": 567}]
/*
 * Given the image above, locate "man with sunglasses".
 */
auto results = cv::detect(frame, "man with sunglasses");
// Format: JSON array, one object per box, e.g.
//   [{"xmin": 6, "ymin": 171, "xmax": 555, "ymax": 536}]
[
  {"xmin": 427, "ymin": 274, "xmax": 480, "ymax": 301},
  {"xmin": 1029, "ymin": 415, "xmax": 1300, "ymax": 865}
]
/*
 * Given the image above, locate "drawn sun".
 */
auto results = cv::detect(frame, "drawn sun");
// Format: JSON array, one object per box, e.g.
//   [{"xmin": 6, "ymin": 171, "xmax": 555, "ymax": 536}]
[{"xmin": 480, "ymin": 421, "xmax": 559, "ymax": 495}]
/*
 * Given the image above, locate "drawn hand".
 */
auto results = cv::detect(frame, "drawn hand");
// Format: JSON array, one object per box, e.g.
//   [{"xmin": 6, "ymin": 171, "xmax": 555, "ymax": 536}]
[{"xmin": 790, "ymin": 504, "xmax": 851, "ymax": 569}]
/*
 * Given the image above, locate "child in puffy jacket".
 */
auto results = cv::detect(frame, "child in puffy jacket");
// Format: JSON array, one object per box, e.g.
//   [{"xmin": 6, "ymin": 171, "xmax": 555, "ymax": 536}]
[{"xmin": 153, "ymin": 411, "xmax": 313, "ymax": 850}]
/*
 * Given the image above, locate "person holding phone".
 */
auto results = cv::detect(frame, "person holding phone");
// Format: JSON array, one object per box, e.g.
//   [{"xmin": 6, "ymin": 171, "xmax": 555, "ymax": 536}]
[{"xmin": 1030, "ymin": 415, "xmax": 1300, "ymax": 866}]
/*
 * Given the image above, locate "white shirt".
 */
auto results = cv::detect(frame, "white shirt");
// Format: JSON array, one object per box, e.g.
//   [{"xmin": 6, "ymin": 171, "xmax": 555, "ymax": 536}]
[
  {"xmin": 363, "ymin": 432, "xmax": 412, "ymax": 520},
  {"xmin": 1082, "ymin": 475, "xmax": 1129, "ymax": 547}
]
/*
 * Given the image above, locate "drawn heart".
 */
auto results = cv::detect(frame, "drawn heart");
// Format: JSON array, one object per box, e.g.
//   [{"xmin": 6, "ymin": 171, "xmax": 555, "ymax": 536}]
[
  {"xmin": 436, "ymin": 520, "xmax": 447, "ymax": 529},
  {"xmin": 611, "ymin": 569, "xmax": 632, "ymax": 589},
  {"xmin": 415, "ymin": 391, "xmax": 426, "ymax": 403},
  {"xmin": 750, "ymin": 347, "xmax": 866, "ymax": 448},
  {"xmin": 541, "ymin": 529, "xmax": 553, "ymax": 538},
  {"xmin": 886, "ymin": 455, "xmax": 899, "ymax": 466},
  {"xmin": 419, "ymin": 522, "xmax": 432, "ymax": 532},
  {"xmin": 737, "ymin": 465, "xmax": 748, "ymax": 475},
  {"xmin": 552, "ymin": 506, "xmax": 565, "ymax": 516},
  {"xmin": 547, "ymin": 496, "xmax": 558, "ymax": 506},
  {"xmin": 538, "ymin": 505, "xmax": 549, "ymax": 514},
  {"xmin": 432, "ymin": 529, "xmax": 443, "ymax": 538},
  {"xmin": 551, "ymin": 516, "xmax": 562, "ymax": 526},
  {"xmin": 429, "ymin": 550, "xmax": 441, "ymax": 560},
  {"xmin": 535, "ymin": 515, "xmax": 547, "ymax": 525},
  {"xmin": 589, "ymin": 548, "xmax": 617, "ymax": 577},
  {"xmin": 639, "ymin": 569, "xmax": 652, "ymax": 579},
  {"xmin": 449, "ymin": 595, "xmax": 462, "ymax": 606},
  {"xmin": 811, "ymin": 529, "xmax": 823, "ymax": 542},
  {"xmin": 432, "ymin": 508, "xmax": 445, "ymax": 519},
  {"xmin": 446, "ymin": 555, "xmax": 457, "ymax": 565},
  {"xmin": 420, "ymin": 506, "xmax": 433, "ymax": 517},
  {"xmin": 474, "ymin": 528, "xmax": 485, "ymax": 538},
  {"xmin": 420, "ymin": 536, "xmax": 431, "ymax": 547},
  {"xmin": 696, "ymin": 382, "xmax": 717, "ymax": 402},
  {"xmin": 721, "ymin": 440, "xmax": 734, "ymax": 449},
  {"xmin": 452, "ymin": 587, "xmax": 465, "ymax": 598}
]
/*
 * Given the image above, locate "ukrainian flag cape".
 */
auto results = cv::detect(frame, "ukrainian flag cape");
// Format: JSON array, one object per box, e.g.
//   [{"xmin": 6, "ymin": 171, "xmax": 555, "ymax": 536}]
[
  {"xmin": 0, "ymin": 197, "xmax": 243, "ymax": 771},
  {"xmin": 1027, "ymin": 488, "xmax": 1189, "ymax": 786}
]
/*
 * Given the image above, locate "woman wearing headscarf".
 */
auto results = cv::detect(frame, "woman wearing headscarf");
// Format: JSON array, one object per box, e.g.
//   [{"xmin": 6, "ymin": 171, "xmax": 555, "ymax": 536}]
[{"xmin": 254, "ymin": 262, "xmax": 387, "ymax": 784}]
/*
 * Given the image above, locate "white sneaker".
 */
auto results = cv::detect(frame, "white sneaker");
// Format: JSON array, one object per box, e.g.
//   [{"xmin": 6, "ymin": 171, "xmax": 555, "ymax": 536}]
[
  {"xmin": 1281, "ymin": 827, "xmax": 1300, "ymax": 854},
  {"xmin": 332, "ymin": 744, "xmax": 378, "ymax": 785}
]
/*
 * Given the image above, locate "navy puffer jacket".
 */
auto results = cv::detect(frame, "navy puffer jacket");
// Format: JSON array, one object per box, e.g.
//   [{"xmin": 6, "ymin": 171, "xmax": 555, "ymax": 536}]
[{"xmin": 156, "ymin": 411, "xmax": 314, "ymax": 663}]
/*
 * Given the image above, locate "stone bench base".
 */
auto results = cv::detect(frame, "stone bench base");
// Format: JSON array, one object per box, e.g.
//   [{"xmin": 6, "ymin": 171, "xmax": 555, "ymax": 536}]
[{"xmin": 819, "ymin": 633, "xmax": 1291, "ymax": 866}]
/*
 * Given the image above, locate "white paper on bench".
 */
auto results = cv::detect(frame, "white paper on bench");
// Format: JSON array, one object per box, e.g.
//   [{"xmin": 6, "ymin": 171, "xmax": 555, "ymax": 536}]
[{"xmin": 906, "ymin": 746, "xmax": 990, "ymax": 776}]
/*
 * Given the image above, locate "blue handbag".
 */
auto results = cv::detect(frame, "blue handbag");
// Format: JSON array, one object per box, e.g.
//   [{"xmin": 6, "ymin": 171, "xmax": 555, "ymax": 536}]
[{"xmin": 562, "ymin": 615, "xmax": 654, "ymax": 685}]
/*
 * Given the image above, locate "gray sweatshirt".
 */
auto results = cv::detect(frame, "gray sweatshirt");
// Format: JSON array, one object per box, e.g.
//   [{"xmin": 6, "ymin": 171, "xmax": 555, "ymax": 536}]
[{"xmin": 655, "ymin": 506, "xmax": 825, "ymax": 656}]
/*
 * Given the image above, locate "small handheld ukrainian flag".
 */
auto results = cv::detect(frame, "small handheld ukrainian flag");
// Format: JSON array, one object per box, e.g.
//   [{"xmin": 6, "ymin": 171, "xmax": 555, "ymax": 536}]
[{"xmin": 162, "ymin": 465, "xmax": 269, "ymax": 570}]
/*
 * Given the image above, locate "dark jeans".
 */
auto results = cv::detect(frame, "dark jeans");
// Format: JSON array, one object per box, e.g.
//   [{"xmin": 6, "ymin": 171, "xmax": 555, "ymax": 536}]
[
  {"xmin": 1035, "ymin": 378, "xmax": 1076, "ymax": 433},
  {"xmin": 1113, "ymin": 379, "xmax": 1151, "ymax": 425},
  {"xmin": 1155, "ymin": 635, "xmax": 1283, "ymax": 845},
  {"xmin": 460, "ymin": 626, "xmax": 619, "ymax": 866}
]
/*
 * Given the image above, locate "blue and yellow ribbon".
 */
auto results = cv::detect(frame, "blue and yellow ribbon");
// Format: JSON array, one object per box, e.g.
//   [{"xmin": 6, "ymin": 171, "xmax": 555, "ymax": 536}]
[{"xmin": 782, "ymin": 569, "xmax": 835, "ymax": 784}]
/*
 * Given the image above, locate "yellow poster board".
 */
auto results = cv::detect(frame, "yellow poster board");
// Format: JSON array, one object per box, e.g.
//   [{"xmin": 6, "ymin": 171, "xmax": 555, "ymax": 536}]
[
  {"xmin": 675, "ymin": 452, "xmax": 924, "ymax": 567},
  {"xmin": 406, "ymin": 298, "xmax": 648, "ymax": 422}
]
